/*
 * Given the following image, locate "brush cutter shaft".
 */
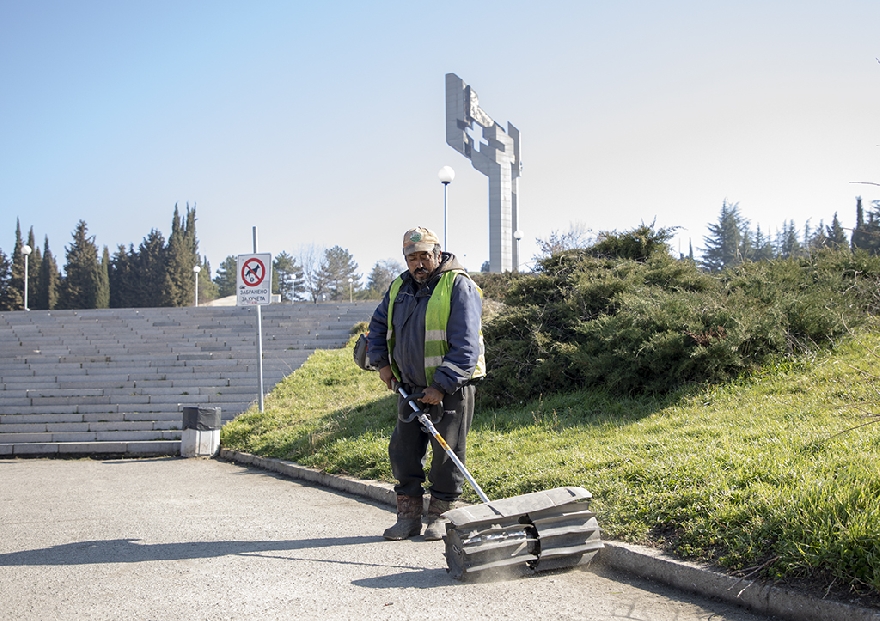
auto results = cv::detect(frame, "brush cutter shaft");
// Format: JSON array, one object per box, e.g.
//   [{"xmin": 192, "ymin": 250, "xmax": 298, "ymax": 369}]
[{"xmin": 397, "ymin": 386, "xmax": 490, "ymax": 504}]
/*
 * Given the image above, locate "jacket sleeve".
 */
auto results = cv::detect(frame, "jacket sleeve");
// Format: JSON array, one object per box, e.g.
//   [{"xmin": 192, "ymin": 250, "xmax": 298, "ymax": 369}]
[
  {"xmin": 366, "ymin": 289, "xmax": 391, "ymax": 370},
  {"xmin": 431, "ymin": 274, "xmax": 483, "ymax": 395}
]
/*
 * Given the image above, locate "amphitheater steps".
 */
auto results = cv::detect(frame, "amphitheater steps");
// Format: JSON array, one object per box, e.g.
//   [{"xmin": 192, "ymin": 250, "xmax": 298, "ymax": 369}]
[{"xmin": 0, "ymin": 302, "xmax": 376, "ymax": 457}]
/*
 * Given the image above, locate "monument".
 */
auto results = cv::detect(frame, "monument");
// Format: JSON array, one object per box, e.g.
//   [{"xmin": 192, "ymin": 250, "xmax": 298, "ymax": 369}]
[{"xmin": 445, "ymin": 73, "xmax": 522, "ymax": 273}]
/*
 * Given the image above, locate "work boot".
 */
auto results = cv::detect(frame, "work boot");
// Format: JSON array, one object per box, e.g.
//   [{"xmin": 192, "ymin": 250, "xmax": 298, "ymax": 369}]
[
  {"xmin": 383, "ymin": 494, "xmax": 423, "ymax": 540},
  {"xmin": 423, "ymin": 496, "xmax": 452, "ymax": 541}
]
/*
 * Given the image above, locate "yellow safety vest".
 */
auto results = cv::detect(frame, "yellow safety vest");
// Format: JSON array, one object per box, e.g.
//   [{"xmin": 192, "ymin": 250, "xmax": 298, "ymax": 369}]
[{"xmin": 386, "ymin": 270, "xmax": 486, "ymax": 386}]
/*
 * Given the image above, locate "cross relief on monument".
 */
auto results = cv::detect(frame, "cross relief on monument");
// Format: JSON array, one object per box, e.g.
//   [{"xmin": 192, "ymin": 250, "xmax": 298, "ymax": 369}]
[{"xmin": 445, "ymin": 73, "xmax": 522, "ymax": 273}]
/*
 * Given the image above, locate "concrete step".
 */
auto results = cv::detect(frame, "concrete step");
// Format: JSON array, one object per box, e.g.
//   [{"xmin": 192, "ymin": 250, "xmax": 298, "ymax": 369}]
[{"xmin": 0, "ymin": 302, "xmax": 375, "ymax": 456}]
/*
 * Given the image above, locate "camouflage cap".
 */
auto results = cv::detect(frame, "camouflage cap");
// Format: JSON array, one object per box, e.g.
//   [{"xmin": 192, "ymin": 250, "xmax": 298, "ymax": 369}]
[{"xmin": 402, "ymin": 226, "xmax": 441, "ymax": 256}]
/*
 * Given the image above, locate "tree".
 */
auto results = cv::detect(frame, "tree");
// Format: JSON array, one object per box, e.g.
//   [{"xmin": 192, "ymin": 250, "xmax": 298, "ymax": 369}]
[
  {"xmin": 851, "ymin": 196, "xmax": 880, "ymax": 254},
  {"xmin": 213, "ymin": 255, "xmax": 238, "ymax": 298},
  {"xmin": 0, "ymin": 249, "xmax": 14, "ymax": 310},
  {"xmin": 316, "ymin": 246, "xmax": 362, "ymax": 301},
  {"xmin": 7, "ymin": 220, "xmax": 25, "ymax": 310},
  {"xmin": 298, "ymin": 243, "xmax": 327, "ymax": 302},
  {"xmin": 700, "ymin": 200, "xmax": 750, "ymax": 272},
  {"xmin": 25, "ymin": 227, "xmax": 41, "ymax": 307},
  {"xmin": 135, "ymin": 230, "xmax": 167, "ymax": 307},
  {"xmin": 162, "ymin": 204, "xmax": 198, "ymax": 307},
  {"xmin": 197, "ymin": 256, "xmax": 217, "ymax": 304},
  {"xmin": 109, "ymin": 244, "xmax": 136, "ymax": 308},
  {"xmin": 96, "ymin": 245, "xmax": 110, "ymax": 309},
  {"xmin": 824, "ymin": 213, "xmax": 848, "ymax": 249},
  {"xmin": 36, "ymin": 236, "xmax": 60, "ymax": 310},
  {"xmin": 273, "ymin": 251, "xmax": 304, "ymax": 302},
  {"xmin": 58, "ymin": 220, "xmax": 101, "ymax": 309},
  {"xmin": 775, "ymin": 220, "xmax": 802, "ymax": 259},
  {"xmin": 752, "ymin": 225, "xmax": 775, "ymax": 262},
  {"xmin": 366, "ymin": 259, "xmax": 404, "ymax": 298}
]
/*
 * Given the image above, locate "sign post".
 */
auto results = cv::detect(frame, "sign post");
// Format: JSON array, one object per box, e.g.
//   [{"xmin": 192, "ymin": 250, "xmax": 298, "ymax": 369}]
[{"xmin": 236, "ymin": 228, "xmax": 272, "ymax": 412}]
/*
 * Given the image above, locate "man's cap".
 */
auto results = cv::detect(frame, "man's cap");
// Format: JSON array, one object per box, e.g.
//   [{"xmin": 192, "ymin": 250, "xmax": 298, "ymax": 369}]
[{"xmin": 403, "ymin": 226, "xmax": 441, "ymax": 255}]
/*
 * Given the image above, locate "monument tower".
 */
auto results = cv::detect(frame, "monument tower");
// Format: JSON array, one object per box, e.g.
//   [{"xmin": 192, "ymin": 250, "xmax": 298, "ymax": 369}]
[{"xmin": 445, "ymin": 73, "xmax": 522, "ymax": 273}]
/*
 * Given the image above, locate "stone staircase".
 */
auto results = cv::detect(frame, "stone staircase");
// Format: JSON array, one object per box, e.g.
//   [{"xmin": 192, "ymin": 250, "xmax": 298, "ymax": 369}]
[{"xmin": 0, "ymin": 302, "xmax": 376, "ymax": 457}]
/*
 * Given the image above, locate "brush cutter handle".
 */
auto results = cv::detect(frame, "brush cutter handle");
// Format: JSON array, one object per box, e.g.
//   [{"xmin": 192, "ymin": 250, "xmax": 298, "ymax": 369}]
[{"xmin": 396, "ymin": 385, "xmax": 491, "ymax": 504}]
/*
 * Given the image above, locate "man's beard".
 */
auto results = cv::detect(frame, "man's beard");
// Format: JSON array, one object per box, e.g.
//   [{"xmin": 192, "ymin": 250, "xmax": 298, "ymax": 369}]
[{"xmin": 413, "ymin": 268, "xmax": 431, "ymax": 284}]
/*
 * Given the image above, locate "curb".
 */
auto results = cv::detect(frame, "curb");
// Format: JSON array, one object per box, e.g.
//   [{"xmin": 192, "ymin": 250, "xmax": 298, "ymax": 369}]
[{"xmin": 218, "ymin": 449, "xmax": 879, "ymax": 621}]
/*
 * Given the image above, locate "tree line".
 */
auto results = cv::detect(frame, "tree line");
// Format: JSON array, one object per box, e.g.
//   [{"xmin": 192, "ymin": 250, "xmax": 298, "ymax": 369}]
[
  {"xmin": 0, "ymin": 205, "xmax": 405, "ymax": 311},
  {"xmin": 698, "ymin": 196, "xmax": 878, "ymax": 271}
]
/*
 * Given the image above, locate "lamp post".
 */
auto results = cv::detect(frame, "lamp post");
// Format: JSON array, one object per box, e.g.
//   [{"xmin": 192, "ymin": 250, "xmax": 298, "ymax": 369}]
[
  {"xmin": 21, "ymin": 244, "xmax": 31, "ymax": 311},
  {"xmin": 438, "ymin": 166, "xmax": 455, "ymax": 248},
  {"xmin": 513, "ymin": 230, "xmax": 523, "ymax": 273},
  {"xmin": 193, "ymin": 265, "xmax": 201, "ymax": 307}
]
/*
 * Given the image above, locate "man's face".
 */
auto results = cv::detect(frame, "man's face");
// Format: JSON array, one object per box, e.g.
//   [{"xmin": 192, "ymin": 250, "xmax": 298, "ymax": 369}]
[{"xmin": 406, "ymin": 250, "xmax": 440, "ymax": 284}]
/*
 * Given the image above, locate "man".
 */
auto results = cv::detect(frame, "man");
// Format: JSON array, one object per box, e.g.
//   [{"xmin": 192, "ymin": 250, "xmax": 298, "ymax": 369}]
[{"xmin": 367, "ymin": 226, "xmax": 485, "ymax": 541}]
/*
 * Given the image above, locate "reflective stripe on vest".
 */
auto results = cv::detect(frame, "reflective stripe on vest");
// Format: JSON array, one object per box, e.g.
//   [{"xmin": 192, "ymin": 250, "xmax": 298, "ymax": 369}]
[{"xmin": 386, "ymin": 270, "xmax": 485, "ymax": 385}]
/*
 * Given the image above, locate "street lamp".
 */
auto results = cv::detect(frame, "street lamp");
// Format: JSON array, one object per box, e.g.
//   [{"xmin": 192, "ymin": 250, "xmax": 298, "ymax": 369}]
[
  {"xmin": 438, "ymin": 166, "xmax": 455, "ymax": 248},
  {"xmin": 193, "ymin": 265, "xmax": 201, "ymax": 307},
  {"xmin": 21, "ymin": 244, "xmax": 31, "ymax": 311},
  {"xmin": 513, "ymin": 230, "xmax": 523, "ymax": 273},
  {"xmin": 348, "ymin": 277, "xmax": 353, "ymax": 303}
]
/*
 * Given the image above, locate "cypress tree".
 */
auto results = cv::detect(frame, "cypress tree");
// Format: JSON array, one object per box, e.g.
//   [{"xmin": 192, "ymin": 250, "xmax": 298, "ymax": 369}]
[
  {"xmin": 162, "ymin": 204, "xmax": 198, "ymax": 306},
  {"xmin": 0, "ymin": 249, "xmax": 15, "ymax": 311},
  {"xmin": 8, "ymin": 220, "xmax": 25, "ymax": 310},
  {"xmin": 36, "ymin": 236, "xmax": 60, "ymax": 310},
  {"xmin": 96, "ymin": 246, "xmax": 110, "ymax": 309}
]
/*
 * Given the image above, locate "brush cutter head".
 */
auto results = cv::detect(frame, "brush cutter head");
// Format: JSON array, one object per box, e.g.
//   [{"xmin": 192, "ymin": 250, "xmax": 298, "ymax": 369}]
[{"xmin": 442, "ymin": 486, "xmax": 602, "ymax": 580}]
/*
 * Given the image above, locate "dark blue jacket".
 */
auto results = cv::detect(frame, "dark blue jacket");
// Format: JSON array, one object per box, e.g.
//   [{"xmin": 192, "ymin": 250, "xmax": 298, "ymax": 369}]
[{"xmin": 367, "ymin": 253, "xmax": 482, "ymax": 394}]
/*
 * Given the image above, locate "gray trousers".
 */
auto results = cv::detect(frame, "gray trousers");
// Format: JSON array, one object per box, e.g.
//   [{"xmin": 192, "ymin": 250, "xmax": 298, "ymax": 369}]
[{"xmin": 389, "ymin": 384, "xmax": 475, "ymax": 502}]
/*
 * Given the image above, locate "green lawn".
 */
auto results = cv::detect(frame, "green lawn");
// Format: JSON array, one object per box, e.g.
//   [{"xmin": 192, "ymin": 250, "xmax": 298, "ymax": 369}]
[{"xmin": 221, "ymin": 330, "xmax": 880, "ymax": 598}]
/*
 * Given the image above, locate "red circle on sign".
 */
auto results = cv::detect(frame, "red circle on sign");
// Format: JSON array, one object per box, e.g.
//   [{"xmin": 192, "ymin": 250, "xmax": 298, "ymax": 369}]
[{"xmin": 241, "ymin": 258, "xmax": 266, "ymax": 286}]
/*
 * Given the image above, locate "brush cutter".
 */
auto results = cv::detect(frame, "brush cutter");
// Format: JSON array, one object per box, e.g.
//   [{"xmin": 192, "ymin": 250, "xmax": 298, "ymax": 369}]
[{"xmin": 396, "ymin": 385, "xmax": 603, "ymax": 580}]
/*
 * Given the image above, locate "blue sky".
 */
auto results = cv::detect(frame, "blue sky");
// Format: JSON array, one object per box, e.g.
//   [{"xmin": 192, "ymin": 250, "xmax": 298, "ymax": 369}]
[{"xmin": 2, "ymin": 1, "xmax": 879, "ymax": 278}]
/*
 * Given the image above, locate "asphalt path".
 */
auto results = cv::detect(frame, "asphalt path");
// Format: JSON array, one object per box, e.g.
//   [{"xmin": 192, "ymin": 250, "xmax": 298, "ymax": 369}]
[{"xmin": 0, "ymin": 457, "xmax": 775, "ymax": 621}]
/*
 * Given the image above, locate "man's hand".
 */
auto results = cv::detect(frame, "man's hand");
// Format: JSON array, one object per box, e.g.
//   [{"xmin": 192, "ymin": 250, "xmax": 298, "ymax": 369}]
[
  {"xmin": 419, "ymin": 386, "xmax": 444, "ymax": 405},
  {"xmin": 378, "ymin": 365, "xmax": 395, "ymax": 390}
]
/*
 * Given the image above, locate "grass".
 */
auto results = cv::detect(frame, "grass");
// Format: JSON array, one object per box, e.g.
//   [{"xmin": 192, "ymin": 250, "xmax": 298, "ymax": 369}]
[{"xmin": 221, "ymin": 331, "xmax": 880, "ymax": 600}]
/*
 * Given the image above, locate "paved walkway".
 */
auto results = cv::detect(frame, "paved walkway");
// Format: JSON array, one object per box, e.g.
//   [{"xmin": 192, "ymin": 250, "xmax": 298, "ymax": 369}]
[{"xmin": 0, "ymin": 457, "xmax": 775, "ymax": 621}]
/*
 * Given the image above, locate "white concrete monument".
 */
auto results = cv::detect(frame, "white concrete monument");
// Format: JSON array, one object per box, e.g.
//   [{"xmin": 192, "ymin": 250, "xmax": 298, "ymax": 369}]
[{"xmin": 445, "ymin": 73, "xmax": 522, "ymax": 272}]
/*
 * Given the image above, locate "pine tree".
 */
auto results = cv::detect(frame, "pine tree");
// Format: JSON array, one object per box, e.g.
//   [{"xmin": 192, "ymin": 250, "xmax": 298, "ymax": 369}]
[
  {"xmin": 700, "ymin": 200, "xmax": 750, "ymax": 272},
  {"xmin": 109, "ymin": 244, "xmax": 135, "ymax": 308},
  {"xmin": 58, "ymin": 220, "xmax": 101, "ymax": 309},
  {"xmin": 752, "ymin": 225, "xmax": 775, "ymax": 261},
  {"xmin": 273, "ymin": 251, "xmax": 304, "ymax": 302},
  {"xmin": 214, "ymin": 255, "xmax": 238, "ymax": 298},
  {"xmin": 36, "ymin": 236, "xmax": 60, "ymax": 310},
  {"xmin": 136, "ymin": 230, "xmax": 167, "ymax": 307},
  {"xmin": 825, "ymin": 213, "xmax": 848, "ymax": 249},
  {"xmin": 366, "ymin": 259, "xmax": 404, "ymax": 297},
  {"xmin": 317, "ymin": 246, "xmax": 362, "ymax": 301},
  {"xmin": 775, "ymin": 220, "xmax": 802, "ymax": 259}
]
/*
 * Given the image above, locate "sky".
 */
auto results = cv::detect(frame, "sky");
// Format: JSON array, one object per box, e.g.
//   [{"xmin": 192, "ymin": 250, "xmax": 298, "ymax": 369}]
[{"xmin": 2, "ymin": 1, "xmax": 880, "ymax": 280}]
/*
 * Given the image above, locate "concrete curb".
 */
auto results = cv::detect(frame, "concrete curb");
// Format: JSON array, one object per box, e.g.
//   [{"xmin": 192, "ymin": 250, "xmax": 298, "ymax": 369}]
[{"xmin": 217, "ymin": 449, "xmax": 879, "ymax": 621}]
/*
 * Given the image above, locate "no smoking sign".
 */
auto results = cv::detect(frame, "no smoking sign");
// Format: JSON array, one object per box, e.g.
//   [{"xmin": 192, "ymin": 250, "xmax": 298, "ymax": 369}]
[{"xmin": 236, "ymin": 253, "xmax": 272, "ymax": 305}]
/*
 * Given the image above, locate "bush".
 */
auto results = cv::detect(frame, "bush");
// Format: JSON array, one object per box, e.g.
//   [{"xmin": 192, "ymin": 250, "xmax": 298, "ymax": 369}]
[{"xmin": 478, "ymin": 226, "xmax": 880, "ymax": 406}]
